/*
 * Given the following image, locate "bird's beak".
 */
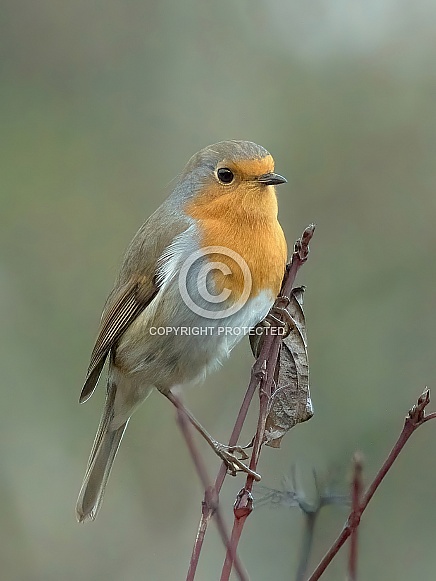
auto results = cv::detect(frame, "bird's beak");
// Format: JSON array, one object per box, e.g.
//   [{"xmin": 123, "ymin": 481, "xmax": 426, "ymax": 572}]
[{"xmin": 257, "ymin": 172, "xmax": 287, "ymax": 186}]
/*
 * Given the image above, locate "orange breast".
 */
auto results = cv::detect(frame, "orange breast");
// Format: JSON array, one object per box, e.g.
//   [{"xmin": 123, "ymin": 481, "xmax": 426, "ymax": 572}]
[{"xmin": 185, "ymin": 185, "xmax": 287, "ymax": 303}]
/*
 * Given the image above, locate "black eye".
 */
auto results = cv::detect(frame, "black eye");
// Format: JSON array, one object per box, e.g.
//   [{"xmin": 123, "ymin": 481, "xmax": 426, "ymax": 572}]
[{"xmin": 217, "ymin": 168, "xmax": 234, "ymax": 184}]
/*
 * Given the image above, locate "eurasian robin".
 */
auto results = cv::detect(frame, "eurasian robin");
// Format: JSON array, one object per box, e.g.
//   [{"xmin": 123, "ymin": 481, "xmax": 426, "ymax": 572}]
[{"xmin": 76, "ymin": 140, "xmax": 288, "ymax": 522}]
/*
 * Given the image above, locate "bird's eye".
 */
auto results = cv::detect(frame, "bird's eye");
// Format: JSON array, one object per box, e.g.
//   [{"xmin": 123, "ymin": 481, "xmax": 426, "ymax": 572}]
[{"xmin": 217, "ymin": 168, "xmax": 234, "ymax": 184}]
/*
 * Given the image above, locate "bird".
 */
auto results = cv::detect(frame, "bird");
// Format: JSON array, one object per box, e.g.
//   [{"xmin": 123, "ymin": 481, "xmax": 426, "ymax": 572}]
[{"xmin": 76, "ymin": 140, "xmax": 288, "ymax": 522}]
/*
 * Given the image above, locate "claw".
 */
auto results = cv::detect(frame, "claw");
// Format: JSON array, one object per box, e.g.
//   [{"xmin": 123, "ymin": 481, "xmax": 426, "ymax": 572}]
[
  {"xmin": 213, "ymin": 442, "xmax": 261, "ymax": 481},
  {"xmin": 228, "ymin": 445, "xmax": 249, "ymax": 460},
  {"xmin": 265, "ymin": 300, "xmax": 295, "ymax": 339}
]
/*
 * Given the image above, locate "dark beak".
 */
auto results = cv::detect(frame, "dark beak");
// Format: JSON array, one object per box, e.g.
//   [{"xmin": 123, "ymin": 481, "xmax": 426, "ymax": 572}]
[{"xmin": 257, "ymin": 172, "xmax": 287, "ymax": 186}]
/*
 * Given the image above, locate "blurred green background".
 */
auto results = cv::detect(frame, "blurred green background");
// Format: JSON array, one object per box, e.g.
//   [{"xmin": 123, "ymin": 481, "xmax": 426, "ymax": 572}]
[{"xmin": 1, "ymin": 1, "xmax": 436, "ymax": 579}]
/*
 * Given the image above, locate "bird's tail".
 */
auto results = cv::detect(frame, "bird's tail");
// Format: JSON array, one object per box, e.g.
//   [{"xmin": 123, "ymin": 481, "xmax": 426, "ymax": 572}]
[{"xmin": 76, "ymin": 384, "xmax": 128, "ymax": 522}]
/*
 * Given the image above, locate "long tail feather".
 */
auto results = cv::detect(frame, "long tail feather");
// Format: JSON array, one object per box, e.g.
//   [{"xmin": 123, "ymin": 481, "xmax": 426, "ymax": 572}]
[{"xmin": 76, "ymin": 385, "xmax": 128, "ymax": 522}]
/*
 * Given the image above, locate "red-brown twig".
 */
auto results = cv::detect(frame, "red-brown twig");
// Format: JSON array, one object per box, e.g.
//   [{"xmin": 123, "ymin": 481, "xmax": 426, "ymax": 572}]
[
  {"xmin": 186, "ymin": 225, "xmax": 315, "ymax": 581},
  {"xmin": 307, "ymin": 389, "xmax": 436, "ymax": 581},
  {"xmin": 348, "ymin": 453, "xmax": 363, "ymax": 581},
  {"xmin": 220, "ymin": 225, "xmax": 315, "ymax": 581},
  {"xmin": 186, "ymin": 352, "xmax": 267, "ymax": 581},
  {"xmin": 172, "ymin": 394, "xmax": 248, "ymax": 581}
]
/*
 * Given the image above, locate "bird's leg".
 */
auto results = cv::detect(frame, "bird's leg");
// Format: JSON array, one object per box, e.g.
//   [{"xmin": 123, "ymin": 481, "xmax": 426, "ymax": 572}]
[{"xmin": 165, "ymin": 392, "xmax": 261, "ymax": 481}]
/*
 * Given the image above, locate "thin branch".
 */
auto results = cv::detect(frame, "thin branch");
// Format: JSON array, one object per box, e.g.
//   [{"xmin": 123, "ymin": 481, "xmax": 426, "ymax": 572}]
[
  {"xmin": 307, "ymin": 389, "xmax": 435, "ymax": 581},
  {"xmin": 220, "ymin": 225, "xmax": 316, "ymax": 581},
  {"xmin": 347, "ymin": 453, "xmax": 363, "ymax": 581},
  {"xmin": 172, "ymin": 394, "xmax": 248, "ymax": 581},
  {"xmin": 296, "ymin": 512, "xmax": 317, "ymax": 581},
  {"xmin": 186, "ymin": 355, "xmax": 264, "ymax": 580},
  {"xmin": 187, "ymin": 225, "xmax": 315, "ymax": 581},
  {"xmin": 186, "ymin": 224, "xmax": 315, "ymax": 581}
]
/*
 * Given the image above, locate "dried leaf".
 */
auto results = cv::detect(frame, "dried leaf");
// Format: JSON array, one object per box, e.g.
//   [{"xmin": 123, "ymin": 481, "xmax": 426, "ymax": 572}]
[{"xmin": 250, "ymin": 287, "xmax": 313, "ymax": 448}]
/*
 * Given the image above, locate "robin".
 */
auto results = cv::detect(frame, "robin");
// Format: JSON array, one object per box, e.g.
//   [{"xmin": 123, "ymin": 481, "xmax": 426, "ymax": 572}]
[{"xmin": 76, "ymin": 140, "xmax": 288, "ymax": 522}]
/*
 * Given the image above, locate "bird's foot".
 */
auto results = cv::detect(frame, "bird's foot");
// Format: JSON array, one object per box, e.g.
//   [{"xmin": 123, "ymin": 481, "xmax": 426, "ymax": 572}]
[
  {"xmin": 212, "ymin": 441, "xmax": 261, "ymax": 481},
  {"xmin": 265, "ymin": 296, "xmax": 294, "ymax": 337}
]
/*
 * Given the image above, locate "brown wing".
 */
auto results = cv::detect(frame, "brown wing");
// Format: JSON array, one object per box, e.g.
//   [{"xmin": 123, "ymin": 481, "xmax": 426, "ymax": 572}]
[
  {"xmin": 79, "ymin": 198, "xmax": 193, "ymax": 404},
  {"xmin": 79, "ymin": 278, "xmax": 158, "ymax": 403}
]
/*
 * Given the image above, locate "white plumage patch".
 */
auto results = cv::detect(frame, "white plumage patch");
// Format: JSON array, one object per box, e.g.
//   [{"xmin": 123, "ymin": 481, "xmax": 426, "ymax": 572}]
[{"xmin": 155, "ymin": 223, "xmax": 197, "ymax": 290}]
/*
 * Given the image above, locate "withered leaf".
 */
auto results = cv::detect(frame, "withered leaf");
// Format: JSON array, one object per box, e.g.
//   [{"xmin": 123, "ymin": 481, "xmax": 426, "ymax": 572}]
[{"xmin": 250, "ymin": 287, "xmax": 313, "ymax": 448}]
